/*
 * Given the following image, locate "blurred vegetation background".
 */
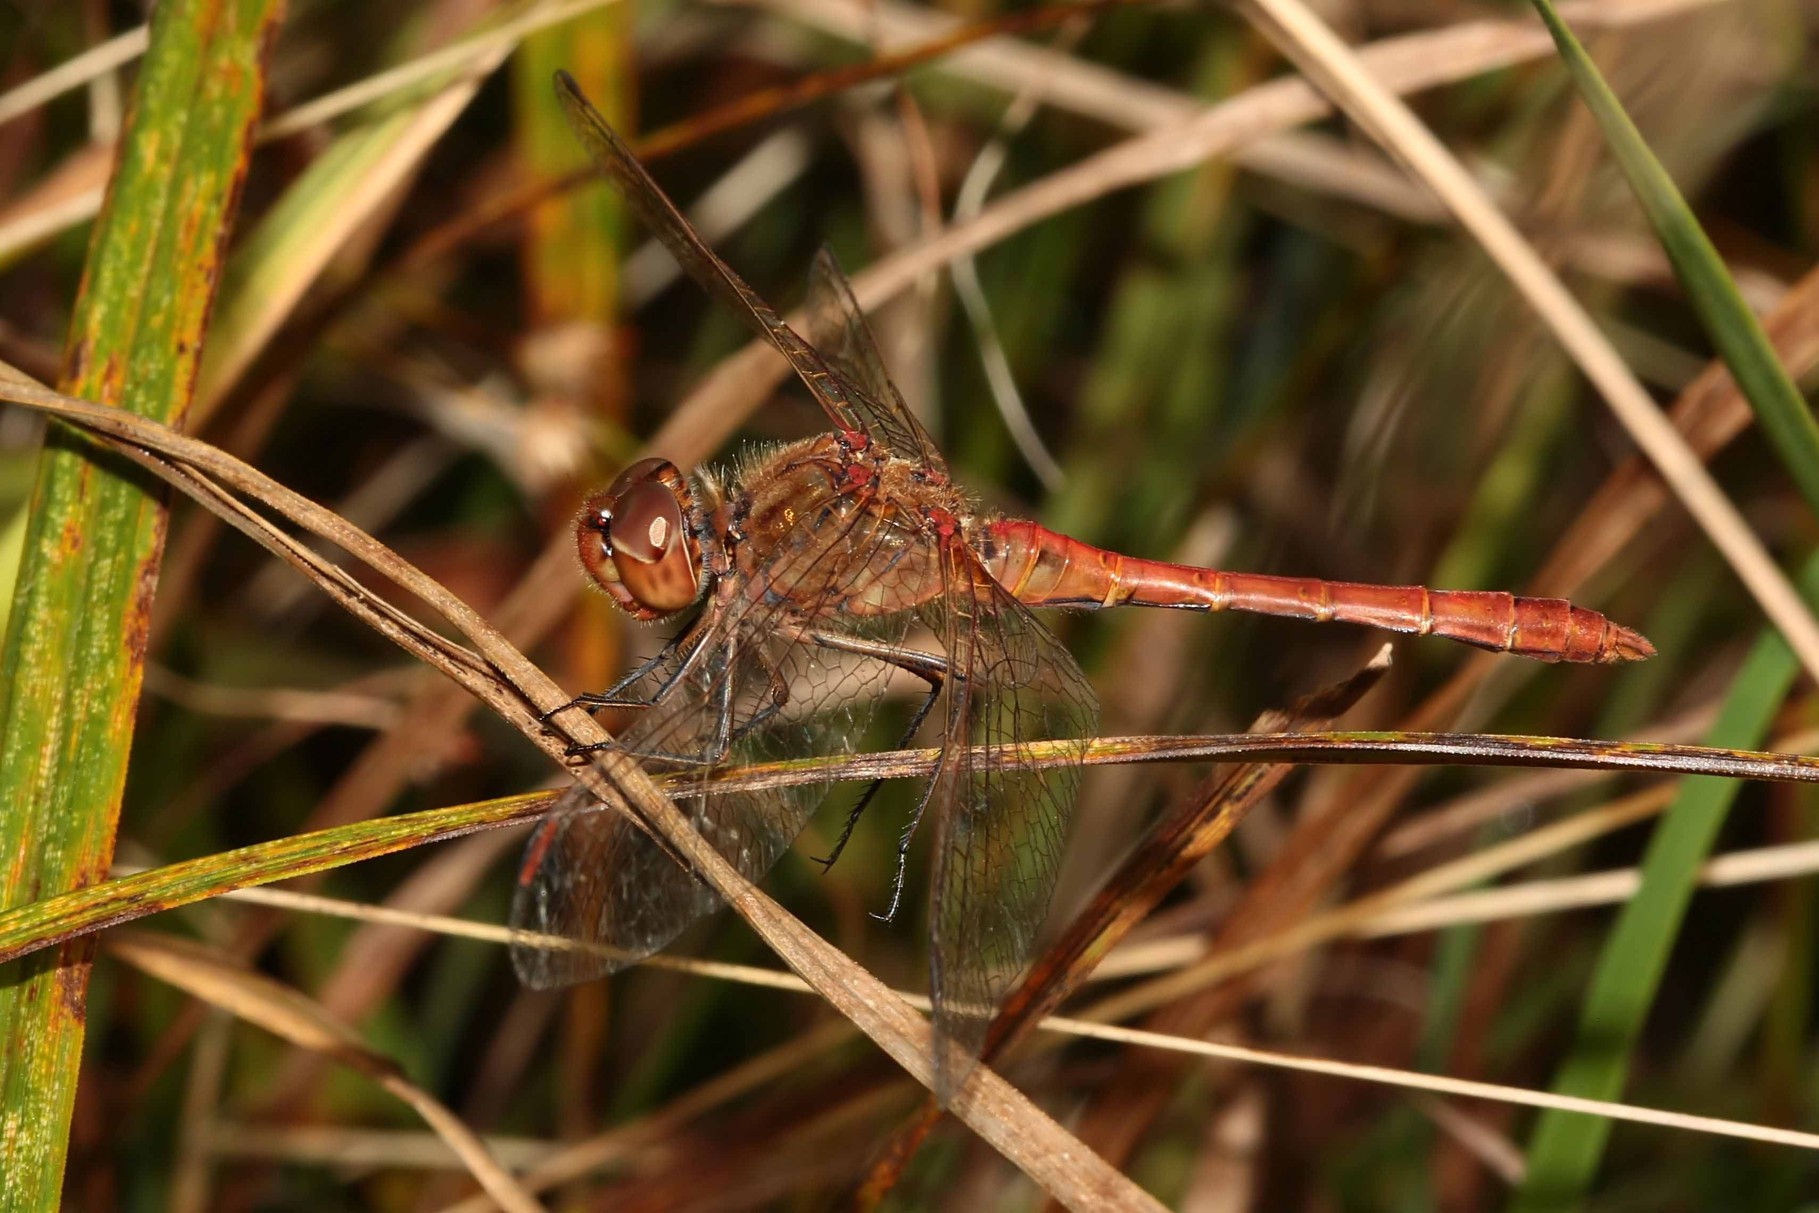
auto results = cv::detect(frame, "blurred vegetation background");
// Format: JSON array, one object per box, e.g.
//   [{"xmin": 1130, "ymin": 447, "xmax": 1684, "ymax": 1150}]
[{"xmin": 1, "ymin": 0, "xmax": 1816, "ymax": 1208}]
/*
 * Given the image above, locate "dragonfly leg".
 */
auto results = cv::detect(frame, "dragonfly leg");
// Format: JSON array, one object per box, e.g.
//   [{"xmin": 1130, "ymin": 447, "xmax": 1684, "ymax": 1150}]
[
  {"xmin": 725, "ymin": 656, "xmax": 792, "ymax": 748},
  {"xmin": 591, "ymin": 631, "xmax": 771, "ymax": 767},
  {"xmin": 699, "ymin": 637, "xmax": 744, "ymax": 764},
  {"xmin": 818, "ymin": 675, "xmax": 940, "ymax": 875},
  {"xmin": 560, "ymin": 628, "xmax": 716, "ymax": 759},
  {"xmin": 792, "ymin": 629, "xmax": 949, "ymax": 877},
  {"xmin": 875, "ymin": 774, "xmax": 940, "ymax": 923},
  {"xmin": 870, "ymin": 644, "xmax": 965, "ymax": 922},
  {"xmin": 542, "ymin": 628, "xmax": 699, "ymax": 723}
]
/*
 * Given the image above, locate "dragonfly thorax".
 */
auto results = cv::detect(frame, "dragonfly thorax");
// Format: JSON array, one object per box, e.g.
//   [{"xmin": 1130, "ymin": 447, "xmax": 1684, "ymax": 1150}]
[{"xmin": 576, "ymin": 457, "xmax": 716, "ymax": 621}]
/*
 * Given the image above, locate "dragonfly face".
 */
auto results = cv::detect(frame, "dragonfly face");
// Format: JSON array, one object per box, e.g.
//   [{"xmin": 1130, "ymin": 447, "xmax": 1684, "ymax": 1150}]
[{"xmin": 576, "ymin": 457, "xmax": 713, "ymax": 621}]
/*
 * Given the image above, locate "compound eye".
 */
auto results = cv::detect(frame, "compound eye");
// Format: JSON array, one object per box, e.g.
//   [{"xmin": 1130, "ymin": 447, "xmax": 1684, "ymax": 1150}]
[
  {"xmin": 611, "ymin": 481, "xmax": 682, "ymax": 566},
  {"xmin": 573, "ymin": 459, "xmax": 705, "ymax": 620},
  {"xmin": 611, "ymin": 481, "xmax": 701, "ymax": 615},
  {"xmin": 604, "ymin": 456, "xmax": 672, "ymax": 500},
  {"xmin": 575, "ymin": 490, "xmax": 621, "ymax": 595}
]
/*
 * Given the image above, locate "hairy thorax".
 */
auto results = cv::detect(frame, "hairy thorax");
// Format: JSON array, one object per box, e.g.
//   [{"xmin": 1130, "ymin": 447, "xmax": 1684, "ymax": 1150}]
[{"xmin": 719, "ymin": 435, "xmax": 973, "ymax": 621}]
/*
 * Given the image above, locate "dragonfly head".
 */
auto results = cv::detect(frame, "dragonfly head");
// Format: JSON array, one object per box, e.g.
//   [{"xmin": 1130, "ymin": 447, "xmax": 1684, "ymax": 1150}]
[{"xmin": 576, "ymin": 458, "xmax": 712, "ymax": 621}]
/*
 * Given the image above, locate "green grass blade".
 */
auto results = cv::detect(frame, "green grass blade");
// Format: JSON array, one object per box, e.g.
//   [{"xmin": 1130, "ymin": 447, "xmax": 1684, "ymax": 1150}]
[
  {"xmin": 1527, "ymin": 0, "xmax": 1819, "ymax": 519},
  {"xmin": 195, "ymin": 106, "xmax": 441, "ymax": 411},
  {"xmin": 511, "ymin": 8, "xmax": 626, "ymax": 328},
  {"xmin": 1511, "ymin": 551, "xmax": 1819, "ymax": 1211},
  {"xmin": 0, "ymin": 1, "xmax": 281, "ymax": 1205},
  {"xmin": 196, "ymin": 23, "xmax": 511, "ymax": 412},
  {"xmin": 0, "ymin": 794, "xmax": 551, "ymax": 966}
]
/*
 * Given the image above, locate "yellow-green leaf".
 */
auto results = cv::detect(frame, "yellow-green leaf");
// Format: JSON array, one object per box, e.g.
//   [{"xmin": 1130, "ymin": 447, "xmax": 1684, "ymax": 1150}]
[{"xmin": 0, "ymin": 1, "xmax": 283, "ymax": 1205}]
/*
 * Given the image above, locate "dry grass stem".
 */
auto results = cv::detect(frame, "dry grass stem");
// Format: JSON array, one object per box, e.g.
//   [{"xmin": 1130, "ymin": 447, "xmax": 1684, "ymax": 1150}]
[
  {"xmin": 107, "ymin": 933, "xmax": 547, "ymax": 1213},
  {"xmin": 187, "ymin": 868, "xmax": 1819, "ymax": 1169},
  {"xmin": 0, "ymin": 25, "xmax": 149, "ymax": 128},
  {"xmin": 1232, "ymin": 0, "xmax": 1819, "ymax": 677},
  {"xmin": 0, "ymin": 369, "xmax": 1158, "ymax": 1211},
  {"xmin": 259, "ymin": 0, "xmax": 625, "ymax": 141},
  {"xmin": 651, "ymin": 0, "xmax": 1734, "ymax": 466},
  {"xmin": 1045, "ymin": 1018, "xmax": 1819, "ymax": 1154}
]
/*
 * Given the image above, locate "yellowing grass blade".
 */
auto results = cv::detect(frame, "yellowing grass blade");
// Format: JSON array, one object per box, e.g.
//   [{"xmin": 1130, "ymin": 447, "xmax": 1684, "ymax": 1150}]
[{"xmin": 0, "ymin": 1, "xmax": 282, "ymax": 1203}]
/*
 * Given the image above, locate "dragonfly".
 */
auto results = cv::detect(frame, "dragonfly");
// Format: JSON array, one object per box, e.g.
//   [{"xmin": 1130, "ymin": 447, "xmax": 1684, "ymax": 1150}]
[{"xmin": 513, "ymin": 71, "xmax": 1654, "ymax": 1097}]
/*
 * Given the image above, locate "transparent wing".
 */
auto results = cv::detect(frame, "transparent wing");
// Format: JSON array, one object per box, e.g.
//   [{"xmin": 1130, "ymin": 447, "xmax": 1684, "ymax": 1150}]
[
  {"xmin": 511, "ymin": 488, "xmax": 934, "ymax": 987},
  {"xmin": 804, "ymin": 246, "xmax": 947, "ymax": 477},
  {"xmin": 922, "ymin": 540, "xmax": 1099, "ymax": 1099},
  {"xmin": 554, "ymin": 72, "xmax": 876, "ymax": 446}
]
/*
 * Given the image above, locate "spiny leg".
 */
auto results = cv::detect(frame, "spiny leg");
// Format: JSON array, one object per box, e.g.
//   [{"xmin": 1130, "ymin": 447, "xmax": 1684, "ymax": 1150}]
[
  {"xmin": 873, "ymin": 655, "xmax": 975, "ymax": 923},
  {"xmin": 795, "ymin": 629, "xmax": 948, "ymax": 877},
  {"xmin": 726, "ymin": 654, "xmax": 792, "ymax": 747},
  {"xmin": 561, "ymin": 627, "xmax": 717, "ymax": 759},
  {"xmin": 543, "ymin": 626, "xmax": 703, "ymax": 724},
  {"xmin": 663, "ymin": 640, "xmax": 790, "ymax": 764},
  {"xmin": 564, "ymin": 632, "xmax": 790, "ymax": 770},
  {"xmin": 819, "ymin": 678, "xmax": 942, "ymax": 875},
  {"xmin": 876, "ymin": 771, "xmax": 942, "ymax": 923}
]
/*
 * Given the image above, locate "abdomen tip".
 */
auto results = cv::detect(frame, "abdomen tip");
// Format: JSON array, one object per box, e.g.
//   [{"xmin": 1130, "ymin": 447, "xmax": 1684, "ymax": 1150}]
[{"xmin": 1607, "ymin": 624, "xmax": 1655, "ymax": 662}]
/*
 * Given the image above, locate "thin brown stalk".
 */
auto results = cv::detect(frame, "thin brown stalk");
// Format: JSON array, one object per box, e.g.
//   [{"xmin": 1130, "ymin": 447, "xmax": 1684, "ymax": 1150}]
[
  {"xmin": 170, "ymin": 1013, "xmax": 233, "ymax": 1213},
  {"xmin": 434, "ymin": 1023, "xmax": 872, "ymax": 1211},
  {"xmin": 1531, "ymin": 264, "xmax": 1819, "ymax": 599},
  {"xmin": 1231, "ymin": 0, "xmax": 1819, "ymax": 677},
  {"xmin": 255, "ymin": 832, "xmax": 521, "ymax": 1113},
  {"xmin": 1037, "ymin": 13, "xmax": 1819, "ymax": 1187},
  {"xmin": 165, "ymin": 0, "xmax": 1725, "ymax": 986},
  {"xmin": 201, "ymin": 1125, "xmax": 554, "ymax": 1171},
  {"xmin": 0, "ymin": 26, "xmax": 149, "ymax": 128},
  {"xmin": 855, "ymin": 651, "xmax": 1392, "ymax": 1203},
  {"xmin": 1375, "ymin": 701, "xmax": 1721, "ymax": 857},
  {"xmin": 400, "ymin": 0, "xmax": 1148, "ymax": 274},
  {"xmin": 1039, "ymin": 1018, "xmax": 1819, "ymax": 1155},
  {"xmin": 219, "ymin": 874, "xmax": 1819, "ymax": 1166},
  {"xmin": 0, "ymin": 371, "xmax": 1160, "ymax": 1212},
  {"xmin": 1080, "ymin": 785, "xmax": 1679, "ymax": 1026},
  {"xmin": 142, "ymin": 667, "xmax": 404, "ymax": 730},
  {"xmin": 647, "ymin": 0, "xmax": 1732, "ymax": 468},
  {"xmin": 108, "ymin": 933, "xmax": 547, "ymax": 1213},
  {"xmin": 257, "ymin": 0, "xmax": 623, "ymax": 141}
]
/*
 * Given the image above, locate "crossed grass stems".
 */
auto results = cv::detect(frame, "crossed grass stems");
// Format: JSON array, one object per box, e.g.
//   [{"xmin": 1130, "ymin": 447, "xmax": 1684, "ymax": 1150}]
[
  {"xmin": 2, "ymin": 0, "xmax": 1814, "ymax": 1204},
  {"xmin": 6, "ymin": 369, "xmax": 1819, "ymax": 1191}
]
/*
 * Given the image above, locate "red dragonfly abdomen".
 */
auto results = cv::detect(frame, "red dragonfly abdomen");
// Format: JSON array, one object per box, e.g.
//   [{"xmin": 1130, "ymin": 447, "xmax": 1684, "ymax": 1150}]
[{"xmin": 978, "ymin": 519, "xmax": 1652, "ymax": 664}]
